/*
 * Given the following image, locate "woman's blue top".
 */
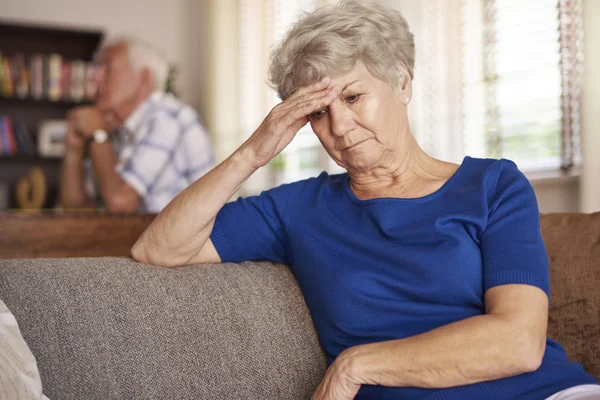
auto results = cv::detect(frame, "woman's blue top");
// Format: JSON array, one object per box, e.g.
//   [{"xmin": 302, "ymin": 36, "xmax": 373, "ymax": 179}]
[{"xmin": 210, "ymin": 156, "xmax": 597, "ymax": 399}]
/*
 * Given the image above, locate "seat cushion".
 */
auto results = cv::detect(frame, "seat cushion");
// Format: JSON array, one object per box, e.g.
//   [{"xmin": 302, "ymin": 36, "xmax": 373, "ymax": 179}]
[{"xmin": 0, "ymin": 258, "xmax": 327, "ymax": 400}]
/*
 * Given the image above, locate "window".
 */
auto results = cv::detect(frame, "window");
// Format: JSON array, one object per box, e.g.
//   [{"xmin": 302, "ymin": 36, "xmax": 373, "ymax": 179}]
[
  {"xmin": 238, "ymin": 0, "xmax": 336, "ymax": 195},
  {"xmin": 411, "ymin": 0, "xmax": 582, "ymax": 171},
  {"xmin": 235, "ymin": 0, "xmax": 583, "ymax": 195}
]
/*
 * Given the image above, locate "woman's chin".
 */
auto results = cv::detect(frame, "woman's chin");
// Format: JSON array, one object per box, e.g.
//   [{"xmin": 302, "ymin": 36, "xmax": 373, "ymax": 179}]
[{"xmin": 341, "ymin": 155, "xmax": 380, "ymax": 173}]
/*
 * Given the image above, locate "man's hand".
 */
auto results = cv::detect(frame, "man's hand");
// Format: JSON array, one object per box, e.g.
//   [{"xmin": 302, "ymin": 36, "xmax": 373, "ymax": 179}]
[
  {"xmin": 64, "ymin": 121, "xmax": 86, "ymax": 154},
  {"xmin": 68, "ymin": 106, "xmax": 109, "ymax": 139},
  {"xmin": 312, "ymin": 350, "xmax": 362, "ymax": 400}
]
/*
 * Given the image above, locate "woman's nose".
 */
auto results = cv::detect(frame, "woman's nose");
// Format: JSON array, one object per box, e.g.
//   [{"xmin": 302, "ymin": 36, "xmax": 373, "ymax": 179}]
[{"xmin": 329, "ymin": 102, "xmax": 355, "ymax": 137}]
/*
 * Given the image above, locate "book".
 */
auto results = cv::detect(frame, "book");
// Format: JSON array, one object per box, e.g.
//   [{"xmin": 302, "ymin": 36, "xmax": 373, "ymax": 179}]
[
  {"xmin": 60, "ymin": 61, "xmax": 71, "ymax": 101},
  {"xmin": 70, "ymin": 60, "xmax": 85, "ymax": 102},
  {"xmin": 0, "ymin": 117, "xmax": 4, "ymax": 154},
  {"xmin": 1, "ymin": 56, "xmax": 14, "ymax": 97},
  {"xmin": 47, "ymin": 53, "xmax": 62, "ymax": 101},
  {"xmin": 4, "ymin": 117, "xmax": 17, "ymax": 155},
  {"xmin": 85, "ymin": 62, "xmax": 98, "ymax": 101},
  {"xmin": 0, "ymin": 117, "xmax": 10, "ymax": 155},
  {"xmin": 30, "ymin": 54, "xmax": 44, "ymax": 100},
  {"xmin": 13, "ymin": 53, "xmax": 29, "ymax": 99},
  {"xmin": 13, "ymin": 119, "xmax": 35, "ymax": 155}
]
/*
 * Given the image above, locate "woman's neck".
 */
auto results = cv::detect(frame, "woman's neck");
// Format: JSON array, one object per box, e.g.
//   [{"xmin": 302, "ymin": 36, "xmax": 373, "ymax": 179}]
[{"xmin": 348, "ymin": 142, "xmax": 459, "ymax": 200}]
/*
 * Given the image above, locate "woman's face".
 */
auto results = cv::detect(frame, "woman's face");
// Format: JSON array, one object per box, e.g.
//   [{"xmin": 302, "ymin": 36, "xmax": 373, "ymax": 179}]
[{"xmin": 308, "ymin": 62, "xmax": 411, "ymax": 174}]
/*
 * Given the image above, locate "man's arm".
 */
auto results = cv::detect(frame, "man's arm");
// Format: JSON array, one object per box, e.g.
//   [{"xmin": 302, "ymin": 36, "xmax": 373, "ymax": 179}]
[
  {"xmin": 59, "ymin": 123, "xmax": 92, "ymax": 209},
  {"xmin": 67, "ymin": 105, "xmax": 141, "ymax": 212},
  {"xmin": 89, "ymin": 141, "xmax": 141, "ymax": 212}
]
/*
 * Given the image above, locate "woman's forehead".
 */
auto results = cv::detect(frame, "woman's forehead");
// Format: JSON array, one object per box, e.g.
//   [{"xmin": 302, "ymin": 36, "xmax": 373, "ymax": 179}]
[{"xmin": 329, "ymin": 63, "xmax": 379, "ymax": 89}]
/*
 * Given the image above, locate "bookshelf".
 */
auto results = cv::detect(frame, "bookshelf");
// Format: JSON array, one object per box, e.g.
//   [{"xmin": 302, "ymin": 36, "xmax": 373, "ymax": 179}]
[{"xmin": 0, "ymin": 21, "xmax": 103, "ymax": 209}]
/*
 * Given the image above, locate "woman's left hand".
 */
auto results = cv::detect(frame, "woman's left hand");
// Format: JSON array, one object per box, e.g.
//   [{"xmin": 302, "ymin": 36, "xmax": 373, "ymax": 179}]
[{"xmin": 312, "ymin": 351, "xmax": 362, "ymax": 400}]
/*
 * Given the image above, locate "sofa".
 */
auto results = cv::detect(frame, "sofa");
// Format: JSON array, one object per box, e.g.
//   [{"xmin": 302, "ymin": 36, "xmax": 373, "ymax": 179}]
[{"xmin": 0, "ymin": 212, "xmax": 598, "ymax": 399}]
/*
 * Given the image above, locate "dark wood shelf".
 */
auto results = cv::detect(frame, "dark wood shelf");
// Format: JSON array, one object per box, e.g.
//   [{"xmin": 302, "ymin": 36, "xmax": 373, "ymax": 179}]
[
  {"xmin": 0, "ymin": 154, "xmax": 62, "ymax": 162},
  {"xmin": 0, "ymin": 20, "xmax": 103, "ymax": 59},
  {"xmin": 0, "ymin": 21, "xmax": 103, "ymax": 210},
  {"xmin": 0, "ymin": 96, "xmax": 90, "ymax": 108}
]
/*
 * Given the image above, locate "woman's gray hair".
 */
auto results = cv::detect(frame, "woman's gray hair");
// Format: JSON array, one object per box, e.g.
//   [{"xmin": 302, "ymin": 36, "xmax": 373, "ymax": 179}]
[{"xmin": 268, "ymin": 0, "xmax": 415, "ymax": 100}]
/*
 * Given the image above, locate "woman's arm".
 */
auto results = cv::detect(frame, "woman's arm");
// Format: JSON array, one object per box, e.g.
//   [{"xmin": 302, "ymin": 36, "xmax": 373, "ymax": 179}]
[
  {"xmin": 132, "ymin": 77, "xmax": 340, "ymax": 267},
  {"xmin": 313, "ymin": 284, "xmax": 547, "ymax": 398},
  {"xmin": 131, "ymin": 149, "xmax": 257, "ymax": 267}
]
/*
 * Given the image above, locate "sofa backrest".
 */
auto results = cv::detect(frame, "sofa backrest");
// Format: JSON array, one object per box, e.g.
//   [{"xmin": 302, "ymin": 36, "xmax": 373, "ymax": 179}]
[
  {"xmin": 541, "ymin": 212, "xmax": 600, "ymax": 380},
  {"xmin": 0, "ymin": 258, "xmax": 327, "ymax": 400},
  {"xmin": 0, "ymin": 213, "xmax": 598, "ymax": 399}
]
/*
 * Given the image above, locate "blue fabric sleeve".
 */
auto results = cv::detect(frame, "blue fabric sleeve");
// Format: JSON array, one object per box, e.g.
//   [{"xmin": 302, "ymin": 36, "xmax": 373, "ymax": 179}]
[
  {"xmin": 209, "ymin": 181, "xmax": 306, "ymax": 264},
  {"xmin": 480, "ymin": 160, "xmax": 551, "ymax": 297}
]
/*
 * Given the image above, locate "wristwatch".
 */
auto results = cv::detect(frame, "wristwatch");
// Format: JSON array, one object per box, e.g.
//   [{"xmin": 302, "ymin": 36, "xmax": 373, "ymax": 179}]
[{"xmin": 92, "ymin": 129, "xmax": 109, "ymax": 144}]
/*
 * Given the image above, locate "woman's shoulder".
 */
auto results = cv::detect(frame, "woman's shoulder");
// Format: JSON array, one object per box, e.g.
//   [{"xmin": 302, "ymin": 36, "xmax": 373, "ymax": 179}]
[
  {"xmin": 261, "ymin": 171, "xmax": 341, "ymax": 201},
  {"xmin": 461, "ymin": 156, "xmax": 534, "ymax": 202},
  {"xmin": 462, "ymin": 156, "xmax": 525, "ymax": 184}
]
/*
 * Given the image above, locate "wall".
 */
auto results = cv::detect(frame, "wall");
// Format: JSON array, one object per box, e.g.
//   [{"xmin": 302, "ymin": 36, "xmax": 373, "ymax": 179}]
[
  {"xmin": 580, "ymin": 0, "xmax": 600, "ymax": 212},
  {"xmin": 2, "ymin": 0, "xmax": 595, "ymax": 212},
  {"xmin": 531, "ymin": 177, "xmax": 580, "ymax": 213},
  {"xmin": 534, "ymin": 0, "xmax": 600, "ymax": 214},
  {"xmin": 0, "ymin": 0, "xmax": 209, "ymax": 120}
]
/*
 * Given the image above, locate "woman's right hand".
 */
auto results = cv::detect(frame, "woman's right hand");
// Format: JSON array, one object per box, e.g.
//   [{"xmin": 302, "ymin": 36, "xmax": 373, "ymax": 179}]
[{"xmin": 240, "ymin": 77, "xmax": 340, "ymax": 169}]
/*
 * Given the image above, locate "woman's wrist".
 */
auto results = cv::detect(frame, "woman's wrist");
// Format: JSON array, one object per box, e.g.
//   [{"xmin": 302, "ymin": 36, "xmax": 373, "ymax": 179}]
[
  {"xmin": 340, "ymin": 341, "xmax": 391, "ymax": 387},
  {"xmin": 336, "ymin": 344, "xmax": 371, "ymax": 385},
  {"xmin": 232, "ymin": 145, "xmax": 262, "ymax": 173}
]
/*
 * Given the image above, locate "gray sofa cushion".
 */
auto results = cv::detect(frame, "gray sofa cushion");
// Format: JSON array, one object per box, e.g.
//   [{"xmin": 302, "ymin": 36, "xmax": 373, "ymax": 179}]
[{"xmin": 0, "ymin": 257, "xmax": 327, "ymax": 400}]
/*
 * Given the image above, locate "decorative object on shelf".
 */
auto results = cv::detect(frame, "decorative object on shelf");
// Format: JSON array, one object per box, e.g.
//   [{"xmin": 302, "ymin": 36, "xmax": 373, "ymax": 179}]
[
  {"xmin": 37, "ymin": 120, "xmax": 67, "ymax": 157},
  {"xmin": 15, "ymin": 166, "xmax": 47, "ymax": 209}
]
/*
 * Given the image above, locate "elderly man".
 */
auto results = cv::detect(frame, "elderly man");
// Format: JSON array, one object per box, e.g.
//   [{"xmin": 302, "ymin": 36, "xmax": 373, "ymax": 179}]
[{"xmin": 60, "ymin": 37, "xmax": 214, "ymax": 213}]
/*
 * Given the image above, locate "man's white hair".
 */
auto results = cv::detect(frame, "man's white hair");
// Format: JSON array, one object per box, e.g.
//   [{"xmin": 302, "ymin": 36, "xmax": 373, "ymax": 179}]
[{"xmin": 99, "ymin": 36, "xmax": 170, "ymax": 92}]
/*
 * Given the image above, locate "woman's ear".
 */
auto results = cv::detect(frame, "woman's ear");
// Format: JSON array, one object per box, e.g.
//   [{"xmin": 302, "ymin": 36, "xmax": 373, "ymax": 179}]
[{"xmin": 397, "ymin": 64, "xmax": 412, "ymax": 105}]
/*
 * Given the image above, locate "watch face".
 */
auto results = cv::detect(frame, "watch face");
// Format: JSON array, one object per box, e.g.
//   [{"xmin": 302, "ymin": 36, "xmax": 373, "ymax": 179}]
[{"xmin": 94, "ymin": 130, "xmax": 108, "ymax": 144}]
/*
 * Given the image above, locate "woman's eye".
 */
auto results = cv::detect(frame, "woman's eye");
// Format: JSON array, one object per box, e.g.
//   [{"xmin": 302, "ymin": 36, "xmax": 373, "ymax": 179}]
[
  {"xmin": 345, "ymin": 94, "xmax": 361, "ymax": 103},
  {"xmin": 310, "ymin": 110, "xmax": 326, "ymax": 119}
]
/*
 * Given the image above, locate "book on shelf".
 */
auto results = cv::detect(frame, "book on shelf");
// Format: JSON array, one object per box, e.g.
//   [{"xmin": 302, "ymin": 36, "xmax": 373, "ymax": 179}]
[
  {"xmin": 0, "ymin": 52, "xmax": 96, "ymax": 103},
  {"xmin": 0, "ymin": 116, "xmax": 36, "ymax": 157}
]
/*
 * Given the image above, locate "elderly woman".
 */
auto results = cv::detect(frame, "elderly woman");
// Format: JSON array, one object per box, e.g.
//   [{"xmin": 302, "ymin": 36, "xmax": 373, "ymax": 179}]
[{"xmin": 132, "ymin": 1, "xmax": 599, "ymax": 399}]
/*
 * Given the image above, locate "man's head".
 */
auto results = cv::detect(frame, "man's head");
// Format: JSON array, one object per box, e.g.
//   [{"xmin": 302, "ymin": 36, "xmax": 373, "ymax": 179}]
[{"xmin": 93, "ymin": 37, "xmax": 169, "ymax": 118}]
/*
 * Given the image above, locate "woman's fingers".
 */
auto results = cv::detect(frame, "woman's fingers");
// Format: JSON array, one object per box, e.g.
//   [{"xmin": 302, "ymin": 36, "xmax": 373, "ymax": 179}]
[
  {"xmin": 243, "ymin": 77, "xmax": 336, "ymax": 167},
  {"xmin": 290, "ymin": 76, "xmax": 331, "ymax": 99},
  {"xmin": 276, "ymin": 77, "xmax": 333, "ymax": 112},
  {"xmin": 281, "ymin": 86, "xmax": 339, "ymax": 126},
  {"xmin": 275, "ymin": 84, "xmax": 335, "ymax": 116}
]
